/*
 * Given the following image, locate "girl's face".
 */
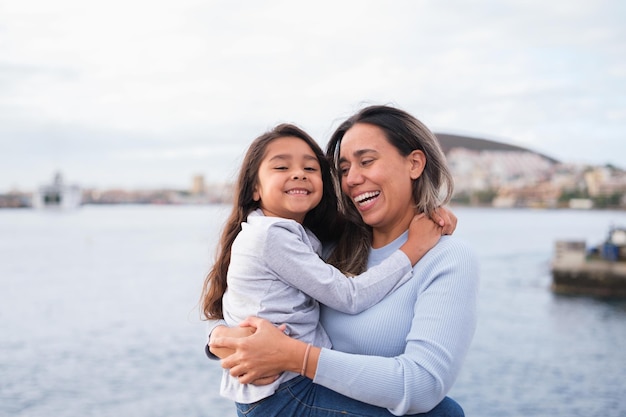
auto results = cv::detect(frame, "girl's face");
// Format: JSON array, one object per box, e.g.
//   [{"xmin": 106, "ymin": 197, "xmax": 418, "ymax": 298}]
[
  {"xmin": 338, "ymin": 123, "xmax": 425, "ymax": 246},
  {"xmin": 253, "ymin": 136, "xmax": 324, "ymax": 224}
]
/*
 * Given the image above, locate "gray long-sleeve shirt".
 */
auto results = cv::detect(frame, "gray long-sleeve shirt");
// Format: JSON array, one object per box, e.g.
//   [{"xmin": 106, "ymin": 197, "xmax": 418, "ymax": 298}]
[{"xmin": 220, "ymin": 209, "xmax": 414, "ymax": 403}]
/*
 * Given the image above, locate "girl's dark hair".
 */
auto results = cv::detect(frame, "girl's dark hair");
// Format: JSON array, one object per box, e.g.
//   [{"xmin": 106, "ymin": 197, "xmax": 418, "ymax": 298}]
[
  {"xmin": 325, "ymin": 105, "xmax": 454, "ymax": 274},
  {"xmin": 200, "ymin": 123, "xmax": 342, "ymax": 320}
]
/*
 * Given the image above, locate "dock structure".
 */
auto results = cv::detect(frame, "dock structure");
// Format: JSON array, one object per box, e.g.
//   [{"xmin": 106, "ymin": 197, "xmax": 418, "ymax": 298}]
[{"xmin": 551, "ymin": 228, "xmax": 626, "ymax": 298}]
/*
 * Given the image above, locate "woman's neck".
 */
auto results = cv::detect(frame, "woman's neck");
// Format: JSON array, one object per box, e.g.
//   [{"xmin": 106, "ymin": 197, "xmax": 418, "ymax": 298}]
[{"xmin": 371, "ymin": 212, "xmax": 414, "ymax": 248}]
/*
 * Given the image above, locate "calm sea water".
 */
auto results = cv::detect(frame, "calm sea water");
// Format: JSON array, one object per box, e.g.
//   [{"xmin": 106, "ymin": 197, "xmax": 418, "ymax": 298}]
[{"xmin": 1, "ymin": 205, "xmax": 625, "ymax": 417}]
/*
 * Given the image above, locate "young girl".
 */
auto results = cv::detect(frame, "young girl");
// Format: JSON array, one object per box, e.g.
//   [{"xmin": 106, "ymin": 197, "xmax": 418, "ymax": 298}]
[{"xmin": 200, "ymin": 123, "xmax": 443, "ymax": 411}]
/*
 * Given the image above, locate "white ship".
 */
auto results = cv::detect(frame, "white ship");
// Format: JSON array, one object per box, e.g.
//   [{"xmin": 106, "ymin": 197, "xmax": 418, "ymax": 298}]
[{"xmin": 32, "ymin": 172, "xmax": 82, "ymax": 209}]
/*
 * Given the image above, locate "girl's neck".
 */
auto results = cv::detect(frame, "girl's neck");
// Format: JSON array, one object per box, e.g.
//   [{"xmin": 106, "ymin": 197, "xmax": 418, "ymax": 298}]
[{"xmin": 259, "ymin": 207, "xmax": 305, "ymax": 224}]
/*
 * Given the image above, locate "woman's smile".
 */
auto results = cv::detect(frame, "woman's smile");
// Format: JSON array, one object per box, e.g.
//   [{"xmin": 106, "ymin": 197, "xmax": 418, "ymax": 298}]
[{"xmin": 352, "ymin": 190, "xmax": 381, "ymax": 209}]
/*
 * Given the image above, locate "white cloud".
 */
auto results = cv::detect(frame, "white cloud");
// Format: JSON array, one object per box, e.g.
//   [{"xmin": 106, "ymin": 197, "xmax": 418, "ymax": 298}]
[{"xmin": 1, "ymin": 0, "xmax": 625, "ymax": 191}]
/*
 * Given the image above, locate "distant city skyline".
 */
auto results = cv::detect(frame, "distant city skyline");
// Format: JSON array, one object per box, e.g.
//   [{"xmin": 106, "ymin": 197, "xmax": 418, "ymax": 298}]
[
  {"xmin": 24, "ymin": 131, "xmax": 618, "ymax": 196},
  {"xmin": 1, "ymin": 0, "xmax": 625, "ymax": 193}
]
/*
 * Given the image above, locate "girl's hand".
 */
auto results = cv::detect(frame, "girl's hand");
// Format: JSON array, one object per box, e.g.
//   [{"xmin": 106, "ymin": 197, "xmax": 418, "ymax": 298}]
[
  {"xmin": 400, "ymin": 213, "xmax": 442, "ymax": 265},
  {"xmin": 430, "ymin": 206, "xmax": 457, "ymax": 235},
  {"xmin": 209, "ymin": 317, "xmax": 298, "ymax": 385},
  {"xmin": 208, "ymin": 325, "xmax": 255, "ymax": 359}
]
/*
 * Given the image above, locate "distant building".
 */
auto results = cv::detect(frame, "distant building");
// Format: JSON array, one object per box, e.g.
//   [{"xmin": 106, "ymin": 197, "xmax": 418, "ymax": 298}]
[
  {"xmin": 569, "ymin": 199, "xmax": 594, "ymax": 210},
  {"xmin": 0, "ymin": 191, "xmax": 31, "ymax": 208},
  {"xmin": 191, "ymin": 175, "xmax": 206, "ymax": 195},
  {"xmin": 585, "ymin": 167, "xmax": 626, "ymax": 198}
]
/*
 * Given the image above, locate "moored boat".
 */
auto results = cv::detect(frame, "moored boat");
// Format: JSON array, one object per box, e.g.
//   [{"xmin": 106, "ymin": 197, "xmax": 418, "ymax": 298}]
[{"xmin": 32, "ymin": 172, "xmax": 82, "ymax": 210}]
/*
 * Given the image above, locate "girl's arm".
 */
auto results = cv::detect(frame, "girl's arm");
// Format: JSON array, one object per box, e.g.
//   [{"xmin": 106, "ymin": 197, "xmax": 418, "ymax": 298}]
[
  {"xmin": 398, "ymin": 213, "xmax": 442, "ymax": 264},
  {"xmin": 210, "ymin": 316, "xmax": 319, "ymax": 380},
  {"xmin": 264, "ymin": 214, "xmax": 440, "ymax": 314}
]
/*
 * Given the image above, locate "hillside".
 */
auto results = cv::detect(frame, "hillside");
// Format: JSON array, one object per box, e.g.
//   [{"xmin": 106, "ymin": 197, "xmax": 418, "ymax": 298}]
[{"xmin": 435, "ymin": 132, "xmax": 559, "ymax": 164}]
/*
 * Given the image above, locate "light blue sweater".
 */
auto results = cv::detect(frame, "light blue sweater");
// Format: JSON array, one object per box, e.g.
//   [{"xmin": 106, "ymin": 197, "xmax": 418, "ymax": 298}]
[
  {"xmin": 316, "ymin": 233, "xmax": 479, "ymax": 415},
  {"xmin": 220, "ymin": 209, "xmax": 415, "ymax": 403}
]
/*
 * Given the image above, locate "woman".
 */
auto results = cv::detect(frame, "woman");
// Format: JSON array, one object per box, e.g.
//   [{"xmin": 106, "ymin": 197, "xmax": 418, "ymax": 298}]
[{"xmin": 209, "ymin": 105, "xmax": 479, "ymax": 416}]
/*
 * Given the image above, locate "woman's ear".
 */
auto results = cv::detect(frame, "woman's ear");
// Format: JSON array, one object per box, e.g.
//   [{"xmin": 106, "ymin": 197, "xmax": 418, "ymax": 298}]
[{"xmin": 408, "ymin": 150, "xmax": 426, "ymax": 180}]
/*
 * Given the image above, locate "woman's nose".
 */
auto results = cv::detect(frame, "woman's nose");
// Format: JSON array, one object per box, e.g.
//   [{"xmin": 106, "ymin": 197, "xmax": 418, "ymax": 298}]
[{"xmin": 344, "ymin": 167, "xmax": 362, "ymax": 186}]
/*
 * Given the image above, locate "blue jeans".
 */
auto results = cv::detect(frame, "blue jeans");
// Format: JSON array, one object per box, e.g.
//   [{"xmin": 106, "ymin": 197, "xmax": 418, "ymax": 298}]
[{"xmin": 235, "ymin": 375, "xmax": 464, "ymax": 417}]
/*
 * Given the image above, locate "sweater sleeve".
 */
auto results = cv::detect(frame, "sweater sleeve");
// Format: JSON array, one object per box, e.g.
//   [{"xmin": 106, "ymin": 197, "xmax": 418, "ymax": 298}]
[
  {"xmin": 264, "ymin": 224, "xmax": 414, "ymax": 314},
  {"xmin": 204, "ymin": 318, "xmax": 227, "ymax": 360},
  {"xmin": 313, "ymin": 239, "xmax": 480, "ymax": 415}
]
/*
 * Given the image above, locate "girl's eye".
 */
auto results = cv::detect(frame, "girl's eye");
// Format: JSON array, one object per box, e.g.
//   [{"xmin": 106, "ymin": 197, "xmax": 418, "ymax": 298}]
[
  {"xmin": 304, "ymin": 166, "xmax": 318, "ymax": 172},
  {"xmin": 274, "ymin": 166, "xmax": 288, "ymax": 170}
]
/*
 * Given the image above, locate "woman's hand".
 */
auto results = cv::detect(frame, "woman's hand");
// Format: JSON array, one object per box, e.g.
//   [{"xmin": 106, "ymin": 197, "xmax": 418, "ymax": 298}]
[
  {"xmin": 209, "ymin": 317, "xmax": 301, "ymax": 385},
  {"xmin": 430, "ymin": 206, "xmax": 457, "ymax": 235}
]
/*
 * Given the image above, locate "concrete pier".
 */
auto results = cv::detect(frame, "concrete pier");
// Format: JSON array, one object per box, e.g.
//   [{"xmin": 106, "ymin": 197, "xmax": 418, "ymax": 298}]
[{"xmin": 551, "ymin": 236, "xmax": 626, "ymax": 298}]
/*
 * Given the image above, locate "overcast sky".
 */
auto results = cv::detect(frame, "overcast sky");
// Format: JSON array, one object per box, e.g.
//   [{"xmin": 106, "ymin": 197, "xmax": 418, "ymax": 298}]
[{"xmin": 1, "ymin": 0, "xmax": 624, "ymax": 192}]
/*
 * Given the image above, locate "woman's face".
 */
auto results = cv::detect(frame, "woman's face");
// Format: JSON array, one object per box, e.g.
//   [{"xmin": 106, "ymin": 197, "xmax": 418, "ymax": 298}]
[{"xmin": 338, "ymin": 123, "xmax": 425, "ymax": 244}]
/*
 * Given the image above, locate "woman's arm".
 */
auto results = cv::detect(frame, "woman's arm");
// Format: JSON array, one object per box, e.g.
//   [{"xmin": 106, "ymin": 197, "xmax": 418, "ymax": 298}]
[
  {"xmin": 212, "ymin": 238, "xmax": 479, "ymax": 414},
  {"xmin": 210, "ymin": 317, "xmax": 321, "ymax": 381}
]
